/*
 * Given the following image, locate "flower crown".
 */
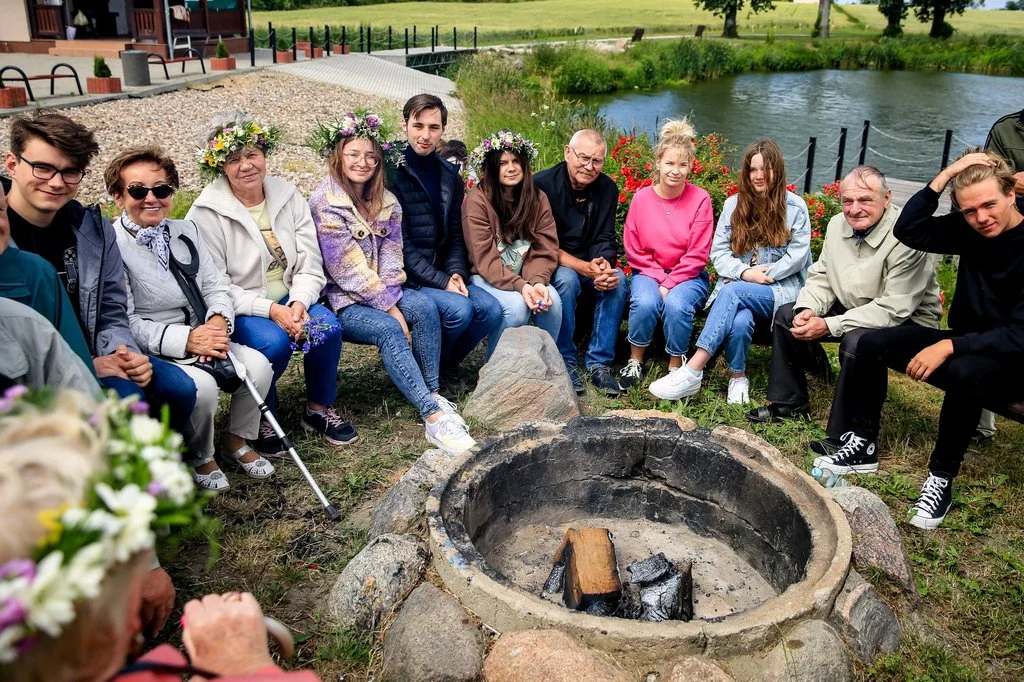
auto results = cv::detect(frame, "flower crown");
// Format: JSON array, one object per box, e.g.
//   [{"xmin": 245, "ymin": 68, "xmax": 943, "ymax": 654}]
[
  {"xmin": 307, "ymin": 110, "xmax": 407, "ymax": 169},
  {"xmin": 198, "ymin": 120, "xmax": 282, "ymax": 181},
  {"xmin": 0, "ymin": 387, "xmax": 209, "ymax": 664},
  {"xmin": 468, "ymin": 130, "xmax": 539, "ymax": 173}
]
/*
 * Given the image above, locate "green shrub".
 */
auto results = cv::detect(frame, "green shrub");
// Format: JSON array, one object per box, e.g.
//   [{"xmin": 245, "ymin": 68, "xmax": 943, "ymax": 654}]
[
  {"xmin": 530, "ymin": 43, "xmax": 562, "ymax": 73},
  {"xmin": 215, "ymin": 41, "xmax": 230, "ymax": 58},
  {"xmin": 276, "ymin": 37, "xmax": 290, "ymax": 51},
  {"xmin": 93, "ymin": 56, "xmax": 111, "ymax": 78},
  {"xmin": 553, "ymin": 53, "xmax": 615, "ymax": 94}
]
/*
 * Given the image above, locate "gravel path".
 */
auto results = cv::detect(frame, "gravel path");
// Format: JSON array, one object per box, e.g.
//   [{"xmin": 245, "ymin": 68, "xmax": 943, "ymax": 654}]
[{"xmin": 0, "ymin": 70, "xmax": 466, "ymax": 203}]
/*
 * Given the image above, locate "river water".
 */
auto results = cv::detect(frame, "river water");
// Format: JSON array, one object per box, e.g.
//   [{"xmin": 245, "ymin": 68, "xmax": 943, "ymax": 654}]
[{"xmin": 592, "ymin": 70, "xmax": 1024, "ymax": 189}]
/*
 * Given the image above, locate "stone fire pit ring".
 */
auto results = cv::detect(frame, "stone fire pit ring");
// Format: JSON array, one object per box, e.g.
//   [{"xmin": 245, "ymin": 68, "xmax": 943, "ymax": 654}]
[{"xmin": 426, "ymin": 414, "xmax": 852, "ymax": 667}]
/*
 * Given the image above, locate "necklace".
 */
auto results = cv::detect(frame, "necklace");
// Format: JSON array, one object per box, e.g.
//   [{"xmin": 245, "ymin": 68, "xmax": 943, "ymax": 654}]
[{"xmin": 656, "ymin": 186, "xmax": 685, "ymax": 215}]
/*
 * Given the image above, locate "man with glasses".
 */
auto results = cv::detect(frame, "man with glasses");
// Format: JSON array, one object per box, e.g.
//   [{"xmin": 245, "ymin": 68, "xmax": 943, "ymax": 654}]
[
  {"xmin": 2, "ymin": 113, "xmax": 196, "ymax": 433},
  {"xmin": 535, "ymin": 129, "xmax": 628, "ymax": 396},
  {"xmin": 390, "ymin": 94, "xmax": 503, "ymax": 393}
]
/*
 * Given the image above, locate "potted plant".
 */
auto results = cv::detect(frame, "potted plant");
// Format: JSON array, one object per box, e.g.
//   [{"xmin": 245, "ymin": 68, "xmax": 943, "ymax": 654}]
[
  {"xmin": 87, "ymin": 56, "xmax": 122, "ymax": 94},
  {"xmin": 0, "ymin": 85, "xmax": 28, "ymax": 109},
  {"xmin": 210, "ymin": 41, "xmax": 236, "ymax": 71},
  {"xmin": 275, "ymin": 37, "xmax": 293, "ymax": 63},
  {"xmin": 305, "ymin": 36, "xmax": 323, "ymax": 59},
  {"xmin": 333, "ymin": 40, "xmax": 350, "ymax": 55}
]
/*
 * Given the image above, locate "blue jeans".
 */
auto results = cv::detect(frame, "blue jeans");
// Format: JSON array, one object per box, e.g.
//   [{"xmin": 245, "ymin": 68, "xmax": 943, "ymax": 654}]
[
  {"xmin": 232, "ymin": 301, "xmax": 343, "ymax": 412},
  {"xmin": 627, "ymin": 272, "xmax": 710, "ymax": 357},
  {"xmin": 416, "ymin": 284, "xmax": 504, "ymax": 370},
  {"xmin": 336, "ymin": 288, "xmax": 442, "ymax": 420},
  {"xmin": 470, "ymin": 275, "xmax": 562, "ymax": 357},
  {"xmin": 99, "ymin": 355, "xmax": 197, "ymax": 433},
  {"xmin": 696, "ymin": 281, "xmax": 776, "ymax": 373},
  {"xmin": 551, "ymin": 265, "xmax": 628, "ymax": 370}
]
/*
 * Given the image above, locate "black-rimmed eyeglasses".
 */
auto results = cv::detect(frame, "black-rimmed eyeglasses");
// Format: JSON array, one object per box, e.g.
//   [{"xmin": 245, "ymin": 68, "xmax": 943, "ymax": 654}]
[
  {"xmin": 568, "ymin": 146, "xmax": 605, "ymax": 169},
  {"xmin": 125, "ymin": 184, "xmax": 176, "ymax": 200},
  {"xmin": 17, "ymin": 155, "xmax": 86, "ymax": 185}
]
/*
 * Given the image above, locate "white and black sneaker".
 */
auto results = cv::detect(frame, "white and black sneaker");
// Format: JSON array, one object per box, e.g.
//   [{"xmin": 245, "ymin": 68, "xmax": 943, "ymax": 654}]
[
  {"xmin": 618, "ymin": 359, "xmax": 644, "ymax": 390},
  {"xmin": 908, "ymin": 473, "xmax": 953, "ymax": 529},
  {"xmin": 812, "ymin": 431, "xmax": 879, "ymax": 475}
]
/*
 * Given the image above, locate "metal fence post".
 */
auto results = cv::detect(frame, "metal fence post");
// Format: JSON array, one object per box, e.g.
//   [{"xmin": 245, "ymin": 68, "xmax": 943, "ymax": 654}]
[
  {"xmin": 834, "ymin": 127, "xmax": 847, "ymax": 182},
  {"xmin": 342, "ymin": 26, "xmax": 347, "ymax": 52},
  {"xmin": 248, "ymin": 29, "xmax": 255, "ymax": 67},
  {"xmin": 804, "ymin": 137, "xmax": 817, "ymax": 195},
  {"xmin": 269, "ymin": 27, "xmax": 276, "ymax": 63},
  {"xmin": 325, "ymin": 25, "xmax": 331, "ymax": 54},
  {"xmin": 367, "ymin": 25, "xmax": 372, "ymax": 54},
  {"xmin": 308, "ymin": 26, "xmax": 315, "ymax": 57},
  {"xmin": 431, "ymin": 26, "xmax": 435, "ymax": 52},
  {"xmin": 453, "ymin": 27, "xmax": 457, "ymax": 51},
  {"xmin": 359, "ymin": 26, "xmax": 364, "ymax": 53},
  {"xmin": 474, "ymin": 26, "xmax": 477, "ymax": 49},
  {"xmin": 413, "ymin": 25, "xmax": 417, "ymax": 48},
  {"xmin": 858, "ymin": 119, "xmax": 870, "ymax": 165},
  {"xmin": 940, "ymin": 129, "xmax": 953, "ymax": 171},
  {"xmin": 291, "ymin": 27, "xmax": 297, "ymax": 61},
  {"xmin": 405, "ymin": 28, "xmax": 409, "ymax": 55}
]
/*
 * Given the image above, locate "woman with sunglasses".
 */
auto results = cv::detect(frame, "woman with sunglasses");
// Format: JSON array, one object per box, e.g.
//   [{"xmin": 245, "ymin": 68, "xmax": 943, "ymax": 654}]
[
  {"xmin": 310, "ymin": 111, "xmax": 476, "ymax": 455},
  {"xmin": 462, "ymin": 130, "xmax": 562, "ymax": 355},
  {"xmin": 186, "ymin": 111, "xmax": 354, "ymax": 456},
  {"xmin": 104, "ymin": 146, "xmax": 275, "ymax": 491}
]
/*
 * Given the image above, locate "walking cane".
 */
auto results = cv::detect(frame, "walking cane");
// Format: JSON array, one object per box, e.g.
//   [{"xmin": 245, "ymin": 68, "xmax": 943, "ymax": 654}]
[{"xmin": 227, "ymin": 350, "xmax": 340, "ymax": 521}]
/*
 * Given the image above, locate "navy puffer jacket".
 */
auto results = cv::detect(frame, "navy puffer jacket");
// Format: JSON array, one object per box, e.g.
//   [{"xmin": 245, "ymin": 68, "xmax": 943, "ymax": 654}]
[{"xmin": 390, "ymin": 153, "xmax": 469, "ymax": 289}]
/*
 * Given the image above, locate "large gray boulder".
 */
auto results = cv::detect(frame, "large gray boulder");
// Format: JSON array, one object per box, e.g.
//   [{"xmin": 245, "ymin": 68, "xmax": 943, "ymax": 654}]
[
  {"xmin": 828, "ymin": 486, "xmax": 916, "ymax": 594},
  {"xmin": 830, "ymin": 569, "xmax": 902, "ymax": 661},
  {"xmin": 369, "ymin": 449, "xmax": 464, "ymax": 540},
  {"xmin": 760, "ymin": 620, "xmax": 852, "ymax": 682},
  {"xmin": 327, "ymin": 533, "xmax": 428, "ymax": 633},
  {"xmin": 464, "ymin": 326, "xmax": 581, "ymax": 431},
  {"xmin": 382, "ymin": 582, "xmax": 487, "ymax": 682}
]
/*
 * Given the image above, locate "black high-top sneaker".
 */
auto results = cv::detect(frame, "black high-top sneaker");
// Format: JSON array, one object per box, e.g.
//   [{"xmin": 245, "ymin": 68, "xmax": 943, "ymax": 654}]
[
  {"xmin": 812, "ymin": 431, "xmax": 878, "ymax": 475},
  {"xmin": 908, "ymin": 472, "xmax": 953, "ymax": 529}
]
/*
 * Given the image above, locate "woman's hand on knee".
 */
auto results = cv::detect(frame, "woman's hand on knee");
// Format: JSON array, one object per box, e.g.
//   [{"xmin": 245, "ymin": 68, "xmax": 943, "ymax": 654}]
[
  {"xmin": 740, "ymin": 266, "xmax": 774, "ymax": 284},
  {"xmin": 270, "ymin": 303, "xmax": 303, "ymax": 338},
  {"xmin": 387, "ymin": 305, "xmax": 412, "ymax": 345}
]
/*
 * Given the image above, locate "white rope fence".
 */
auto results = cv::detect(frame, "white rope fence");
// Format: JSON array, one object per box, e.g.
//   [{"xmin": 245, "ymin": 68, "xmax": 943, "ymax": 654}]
[{"xmin": 869, "ymin": 124, "xmax": 946, "ymax": 145}]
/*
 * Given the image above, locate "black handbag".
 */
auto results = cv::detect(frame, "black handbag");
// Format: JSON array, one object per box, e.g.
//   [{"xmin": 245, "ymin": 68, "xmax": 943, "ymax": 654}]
[{"xmin": 167, "ymin": 230, "xmax": 243, "ymax": 394}]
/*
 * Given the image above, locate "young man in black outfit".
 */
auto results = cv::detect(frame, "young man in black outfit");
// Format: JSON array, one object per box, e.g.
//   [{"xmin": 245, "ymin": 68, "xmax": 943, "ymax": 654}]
[
  {"xmin": 814, "ymin": 150, "xmax": 1024, "ymax": 529},
  {"xmin": 390, "ymin": 94, "xmax": 503, "ymax": 391}
]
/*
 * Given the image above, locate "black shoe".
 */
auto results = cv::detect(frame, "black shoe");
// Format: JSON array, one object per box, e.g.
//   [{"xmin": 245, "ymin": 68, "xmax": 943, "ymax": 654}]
[
  {"xmin": 590, "ymin": 366, "xmax": 621, "ymax": 398},
  {"xmin": 439, "ymin": 366, "xmax": 467, "ymax": 398},
  {"xmin": 812, "ymin": 431, "xmax": 878, "ymax": 475},
  {"xmin": 567, "ymin": 364, "xmax": 585, "ymax": 395},
  {"xmin": 908, "ymin": 472, "xmax": 953, "ymax": 529},
  {"xmin": 809, "ymin": 436, "xmax": 843, "ymax": 458},
  {"xmin": 618, "ymin": 359, "xmax": 644, "ymax": 390},
  {"xmin": 251, "ymin": 420, "xmax": 288, "ymax": 458},
  {"xmin": 301, "ymin": 407, "xmax": 359, "ymax": 445},
  {"xmin": 746, "ymin": 402, "xmax": 811, "ymax": 423}
]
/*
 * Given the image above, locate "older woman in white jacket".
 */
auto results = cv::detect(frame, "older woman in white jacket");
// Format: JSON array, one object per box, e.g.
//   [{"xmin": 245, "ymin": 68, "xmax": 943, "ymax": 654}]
[
  {"xmin": 104, "ymin": 146, "xmax": 275, "ymax": 491},
  {"xmin": 187, "ymin": 111, "xmax": 355, "ymax": 456}
]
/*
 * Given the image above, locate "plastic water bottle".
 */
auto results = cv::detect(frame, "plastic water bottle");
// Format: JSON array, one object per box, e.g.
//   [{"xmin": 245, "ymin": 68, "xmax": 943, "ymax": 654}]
[{"xmin": 810, "ymin": 466, "xmax": 849, "ymax": 488}]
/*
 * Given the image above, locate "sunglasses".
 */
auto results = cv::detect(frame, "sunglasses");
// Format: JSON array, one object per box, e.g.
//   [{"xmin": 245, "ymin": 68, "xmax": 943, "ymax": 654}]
[{"xmin": 125, "ymin": 184, "xmax": 175, "ymax": 200}]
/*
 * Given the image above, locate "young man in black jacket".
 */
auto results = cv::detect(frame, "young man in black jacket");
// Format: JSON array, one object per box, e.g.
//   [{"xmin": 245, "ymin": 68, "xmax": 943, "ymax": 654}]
[
  {"xmin": 391, "ymin": 95, "xmax": 503, "ymax": 391},
  {"xmin": 535, "ymin": 130, "xmax": 628, "ymax": 396},
  {"xmin": 813, "ymin": 150, "xmax": 1024, "ymax": 529}
]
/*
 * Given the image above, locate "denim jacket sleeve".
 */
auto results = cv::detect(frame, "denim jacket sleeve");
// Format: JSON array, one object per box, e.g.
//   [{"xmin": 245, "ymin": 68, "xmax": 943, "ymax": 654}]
[
  {"xmin": 710, "ymin": 197, "xmax": 749, "ymax": 281},
  {"xmin": 765, "ymin": 193, "xmax": 812, "ymax": 282},
  {"xmin": 93, "ymin": 211, "xmax": 141, "ymax": 356}
]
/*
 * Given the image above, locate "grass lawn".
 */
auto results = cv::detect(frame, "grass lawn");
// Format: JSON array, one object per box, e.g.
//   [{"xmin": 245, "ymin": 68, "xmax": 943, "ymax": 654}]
[{"xmin": 253, "ymin": 1, "xmax": 1024, "ymax": 40}]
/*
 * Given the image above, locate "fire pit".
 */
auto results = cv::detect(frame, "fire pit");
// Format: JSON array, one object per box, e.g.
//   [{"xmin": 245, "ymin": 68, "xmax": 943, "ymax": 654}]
[{"xmin": 426, "ymin": 413, "xmax": 852, "ymax": 666}]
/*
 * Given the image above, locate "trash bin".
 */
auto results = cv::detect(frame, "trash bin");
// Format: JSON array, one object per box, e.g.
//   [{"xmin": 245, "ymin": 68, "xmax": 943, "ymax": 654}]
[{"xmin": 120, "ymin": 50, "xmax": 151, "ymax": 88}]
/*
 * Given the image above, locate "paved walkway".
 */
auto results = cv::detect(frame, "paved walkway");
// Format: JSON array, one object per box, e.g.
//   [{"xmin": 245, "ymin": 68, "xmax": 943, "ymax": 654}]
[{"xmin": 270, "ymin": 53, "xmax": 459, "ymax": 110}]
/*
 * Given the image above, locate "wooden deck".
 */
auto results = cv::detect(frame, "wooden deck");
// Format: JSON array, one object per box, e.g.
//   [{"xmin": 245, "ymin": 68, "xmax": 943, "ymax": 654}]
[{"xmin": 888, "ymin": 176, "xmax": 952, "ymax": 215}]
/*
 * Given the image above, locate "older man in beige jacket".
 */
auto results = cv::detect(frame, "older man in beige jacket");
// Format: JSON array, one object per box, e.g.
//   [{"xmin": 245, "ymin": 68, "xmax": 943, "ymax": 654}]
[{"xmin": 748, "ymin": 166, "xmax": 943, "ymax": 451}]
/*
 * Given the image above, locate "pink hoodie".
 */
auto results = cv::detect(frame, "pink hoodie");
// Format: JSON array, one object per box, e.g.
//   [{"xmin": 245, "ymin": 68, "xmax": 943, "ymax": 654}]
[{"xmin": 623, "ymin": 184, "xmax": 714, "ymax": 288}]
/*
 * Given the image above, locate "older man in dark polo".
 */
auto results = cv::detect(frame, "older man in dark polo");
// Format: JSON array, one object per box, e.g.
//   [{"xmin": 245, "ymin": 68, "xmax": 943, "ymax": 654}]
[{"xmin": 536, "ymin": 129, "xmax": 628, "ymax": 397}]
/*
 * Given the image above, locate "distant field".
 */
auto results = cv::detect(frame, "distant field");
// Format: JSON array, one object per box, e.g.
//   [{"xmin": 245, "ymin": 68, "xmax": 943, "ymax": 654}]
[{"xmin": 253, "ymin": 2, "xmax": 1024, "ymax": 39}]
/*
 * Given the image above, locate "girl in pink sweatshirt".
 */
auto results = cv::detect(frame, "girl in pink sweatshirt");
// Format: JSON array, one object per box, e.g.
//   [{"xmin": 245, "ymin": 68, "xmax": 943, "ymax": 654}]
[{"xmin": 619, "ymin": 118, "xmax": 714, "ymax": 389}]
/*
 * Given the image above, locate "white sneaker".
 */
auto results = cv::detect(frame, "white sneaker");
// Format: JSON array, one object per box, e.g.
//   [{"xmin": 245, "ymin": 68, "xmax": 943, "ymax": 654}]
[
  {"xmin": 649, "ymin": 366, "xmax": 702, "ymax": 400},
  {"xmin": 433, "ymin": 394, "xmax": 467, "ymax": 427},
  {"xmin": 425, "ymin": 414, "xmax": 477, "ymax": 454},
  {"xmin": 727, "ymin": 377, "xmax": 750, "ymax": 405}
]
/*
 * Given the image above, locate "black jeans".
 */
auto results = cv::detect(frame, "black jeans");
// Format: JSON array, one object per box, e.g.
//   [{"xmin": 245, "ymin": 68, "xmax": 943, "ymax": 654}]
[
  {"xmin": 767, "ymin": 302, "xmax": 872, "ymax": 439},
  {"xmin": 833, "ymin": 325, "xmax": 1024, "ymax": 477}
]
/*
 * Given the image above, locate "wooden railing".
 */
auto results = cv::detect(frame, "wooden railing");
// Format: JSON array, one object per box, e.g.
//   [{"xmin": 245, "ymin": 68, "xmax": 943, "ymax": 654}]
[
  {"xmin": 33, "ymin": 5, "xmax": 64, "ymax": 39},
  {"xmin": 132, "ymin": 9, "xmax": 158, "ymax": 39}
]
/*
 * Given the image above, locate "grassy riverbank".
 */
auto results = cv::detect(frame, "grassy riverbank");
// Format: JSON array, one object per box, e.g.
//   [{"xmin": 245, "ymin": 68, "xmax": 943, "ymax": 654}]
[{"xmin": 253, "ymin": 1, "xmax": 1024, "ymax": 42}]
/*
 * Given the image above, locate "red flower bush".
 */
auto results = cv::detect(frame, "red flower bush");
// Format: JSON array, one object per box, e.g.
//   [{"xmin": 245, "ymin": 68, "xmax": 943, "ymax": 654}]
[{"xmin": 802, "ymin": 181, "xmax": 842, "ymax": 261}]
